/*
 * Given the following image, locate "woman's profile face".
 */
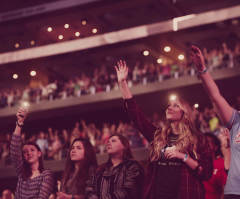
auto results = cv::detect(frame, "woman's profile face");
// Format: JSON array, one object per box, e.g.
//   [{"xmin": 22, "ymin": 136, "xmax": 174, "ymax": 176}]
[
  {"xmin": 106, "ymin": 136, "xmax": 124, "ymax": 155},
  {"xmin": 23, "ymin": 144, "xmax": 42, "ymax": 164},
  {"xmin": 166, "ymin": 100, "xmax": 184, "ymax": 121},
  {"xmin": 70, "ymin": 141, "xmax": 85, "ymax": 161}
]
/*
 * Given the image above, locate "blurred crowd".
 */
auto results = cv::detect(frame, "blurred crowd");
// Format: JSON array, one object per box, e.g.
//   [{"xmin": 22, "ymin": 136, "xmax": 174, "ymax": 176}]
[
  {"xmin": 0, "ymin": 42, "xmax": 240, "ymax": 109},
  {"xmin": 0, "ymin": 189, "xmax": 14, "ymax": 199},
  {"xmin": 1, "ymin": 94, "xmax": 239, "ymax": 166}
]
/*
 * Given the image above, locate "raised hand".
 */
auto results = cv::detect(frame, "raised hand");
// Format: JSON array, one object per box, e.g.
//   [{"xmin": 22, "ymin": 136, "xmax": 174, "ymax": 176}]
[
  {"xmin": 218, "ymin": 128, "xmax": 230, "ymax": 149},
  {"xmin": 190, "ymin": 45, "xmax": 206, "ymax": 72},
  {"xmin": 16, "ymin": 108, "xmax": 28, "ymax": 125},
  {"xmin": 114, "ymin": 60, "xmax": 129, "ymax": 83}
]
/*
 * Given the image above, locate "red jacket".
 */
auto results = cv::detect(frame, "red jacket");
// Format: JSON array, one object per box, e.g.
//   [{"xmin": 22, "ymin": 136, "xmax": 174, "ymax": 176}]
[{"xmin": 203, "ymin": 157, "xmax": 227, "ymax": 199}]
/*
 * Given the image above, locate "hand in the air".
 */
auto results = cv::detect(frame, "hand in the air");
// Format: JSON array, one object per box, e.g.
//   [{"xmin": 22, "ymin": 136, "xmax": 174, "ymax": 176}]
[
  {"xmin": 190, "ymin": 45, "xmax": 206, "ymax": 72},
  {"xmin": 16, "ymin": 108, "xmax": 28, "ymax": 125},
  {"xmin": 114, "ymin": 60, "xmax": 128, "ymax": 83}
]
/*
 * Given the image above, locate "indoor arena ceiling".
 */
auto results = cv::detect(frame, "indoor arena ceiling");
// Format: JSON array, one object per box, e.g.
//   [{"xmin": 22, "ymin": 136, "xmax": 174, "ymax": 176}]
[{"xmin": 0, "ymin": 0, "xmax": 240, "ymax": 87}]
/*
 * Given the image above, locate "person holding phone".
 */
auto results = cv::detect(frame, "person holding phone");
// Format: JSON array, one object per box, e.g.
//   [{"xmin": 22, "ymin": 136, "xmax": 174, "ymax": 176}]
[{"xmin": 10, "ymin": 108, "xmax": 54, "ymax": 199}]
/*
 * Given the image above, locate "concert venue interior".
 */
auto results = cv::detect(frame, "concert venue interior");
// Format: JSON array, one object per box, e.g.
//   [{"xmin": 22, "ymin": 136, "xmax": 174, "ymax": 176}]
[{"xmin": 0, "ymin": 0, "xmax": 240, "ymax": 198}]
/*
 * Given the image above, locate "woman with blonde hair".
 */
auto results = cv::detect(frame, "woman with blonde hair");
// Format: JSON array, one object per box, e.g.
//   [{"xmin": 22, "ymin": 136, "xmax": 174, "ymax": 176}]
[{"xmin": 114, "ymin": 60, "xmax": 213, "ymax": 199}]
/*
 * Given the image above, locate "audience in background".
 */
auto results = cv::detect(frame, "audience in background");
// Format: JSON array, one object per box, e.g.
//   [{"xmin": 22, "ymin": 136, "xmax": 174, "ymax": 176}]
[
  {"xmin": 0, "ymin": 96, "xmax": 237, "ymax": 164},
  {"xmin": 0, "ymin": 42, "xmax": 239, "ymax": 109}
]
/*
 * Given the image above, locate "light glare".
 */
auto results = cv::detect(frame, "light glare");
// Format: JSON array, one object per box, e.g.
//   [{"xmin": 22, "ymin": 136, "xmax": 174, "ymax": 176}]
[
  {"xmin": 92, "ymin": 28, "xmax": 98, "ymax": 34},
  {"xmin": 64, "ymin": 24, "xmax": 69, "ymax": 29},
  {"xmin": 58, "ymin": 35, "xmax": 64, "ymax": 40},
  {"xmin": 169, "ymin": 94, "xmax": 177, "ymax": 101},
  {"xmin": 13, "ymin": 74, "xmax": 18, "ymax": 79},
  {"xmin": 178, "ymin": 54, "xmax": 185, "ymax": 60},
  {"xmin": 157, "ymin": 58, "xmax": 163, "ymax": 64},
  {"xmin": 75, "ymin": 32, "xmax": 80, "ymax": 37},
  {"xmin": 143, "ymin": 50, "xmax": 150, "ymax": 56},
  {"xmin": 164, "ymin": 46, "xmax": 171, "ymax": 52},
  {"xmin": 30, "ymin": 70, "xmax": 37, "ymax": 77},
  {"xmin": 47, "ymin": 27, "xmax": 53, "ymax": 32}
]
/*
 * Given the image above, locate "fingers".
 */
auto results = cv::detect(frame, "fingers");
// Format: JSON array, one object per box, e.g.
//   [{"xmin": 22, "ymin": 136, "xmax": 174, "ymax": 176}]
[
  {"xmin": 191, "ymin": 45, "xmax": 200, "ymax": 53},
  {"xmin": 16, "ymin": 109, "xmax": 27, "ymax": 118},
  {"xmin": 114, "ymin": 65, "xmax": 119, "ymax": 73},
  {"xmin": 164, "ymin": 150, "xmax": 175, "ymax": 159},
  {"xmin": 16, "ymin": 108, "xmax": 28, "ymax": 122},
  {"xmin": 116, "ymin": 60, "xmax": 127, "ymax": 70},
  {"xmin": 165, "ymin": 152, "xmax": 174, "ymax": 159}
]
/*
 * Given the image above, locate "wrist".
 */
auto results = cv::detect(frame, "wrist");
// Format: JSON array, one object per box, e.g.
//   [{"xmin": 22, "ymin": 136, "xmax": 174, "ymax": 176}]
[
  {"xmin": 197, "ymin": 66, "xmax": 208, "ymax": 75},
  {"xmin": 16, "ymin": 120, "xmax": 24, "ymax": 128},
  {"xmin": 182, "ymin": 153, "xmax": 188, "ymax": 162},
  {"xmin": 118, "ymin": 79, "xmax": 127, "ymax": 84}
]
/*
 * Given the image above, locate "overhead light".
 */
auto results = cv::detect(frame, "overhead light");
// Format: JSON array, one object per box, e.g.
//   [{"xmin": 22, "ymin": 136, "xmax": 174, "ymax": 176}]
[
  {"xmin": 164, "ymin": 46, "xmax": 171, "ymax": 52},
  {"xmin": 82, "ymin": 20, "xmax": 87, "ymax": 25},
  {"xmin": 15, "ymin": 43, "xmax": 20, "ymax": 48},
  {"xmin": 30, "ymin": 70, "xmax": 37, "ymax": 77},
  {"xmin": 30, "ymin": 40, "xmax": 35, "ymax": 46},
  {"xmin": 157, "ymin": 58, "xmax": 163, "ymax": 64},
  {"xmin": 64, "ymin": 24, "xmax": 70, "ymax": 29},
  {"xmin": 92, "ymin": 28, "xmax": 98, "ymax": 34},
  {"xmin": 178, "ymin": 54, "xmax": 185, "ymax": 60},
  {"xmin": 13, "ymin": 74, "xmax": 18, "ymax": 79},
  {"xmin": 75, "ymin": 32, "xmax": 80, "ymax": 37},
  {"xmin": 58, "ymin": 35, "xmax": 64, "ymax": 40},
  {"xmin": 47, "ymin": 27, "xmax": 53, "ymax": 32},
  {"xmin": 143, "ymin": 50, "xmax": 150, "ymax": 56}
]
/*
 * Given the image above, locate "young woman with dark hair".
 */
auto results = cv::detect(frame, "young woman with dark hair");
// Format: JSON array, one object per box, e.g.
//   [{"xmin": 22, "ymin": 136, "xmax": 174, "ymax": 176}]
[
  {"xmin": 87, "ymin": 133, "xmax": 144, "ymax": 199},
  {"xmin": 10, "ymin": 108, "xmax": 54, "ymax": 199},
  {"xmin": 114, "ymin": 60, "xmax": 213, "ymax": 199},
  {"xmin": 57, "ymin": 138, "xmax": 97, "ymax": 199},
  {"xmin": 191, "ymin": 45, "xmax": 239, "ymax": 199}
]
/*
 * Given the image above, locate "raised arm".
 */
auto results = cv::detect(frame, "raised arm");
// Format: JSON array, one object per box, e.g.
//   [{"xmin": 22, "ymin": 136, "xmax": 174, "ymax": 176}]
[
  {"xmin": 10, "ymin": 108, "xmax": 28, "ymax": 176},
  {"xmin": 115, "ymin": 60, "xmax": 132, "ymax": 99},
  {"xmin": 191, "ymin": 46, "xmax": 233, "ymax": 127},
  {"xmin": 115, "ymin": 61, "xmax": 156, "ymax": 141}
]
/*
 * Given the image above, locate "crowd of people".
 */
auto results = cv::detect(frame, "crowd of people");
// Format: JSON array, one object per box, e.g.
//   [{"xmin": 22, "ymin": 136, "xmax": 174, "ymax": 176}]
[
  {"xmin": 0, "ymin": 45, "xmax": 239, "ymax": 199},
  {"xmin": 0, "ymin": 97, "xmax": 235, "ymax": 165},
  {"xmin": 0, "ymin": 42, "xmax": 240, "ymax": 109}
]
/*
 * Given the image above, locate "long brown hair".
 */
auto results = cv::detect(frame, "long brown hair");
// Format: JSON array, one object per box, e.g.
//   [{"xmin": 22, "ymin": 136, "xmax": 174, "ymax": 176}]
[
  {"xmin": 150, "ymin": 98, "xmax": 203, "ymax": 161},
  {"xmin": 61, "ymin": 138, "xmax": 97, "ymax": 192},
  {"xmin": 22, "ymin": 142, "xmax": 44, "ymax": 180}
]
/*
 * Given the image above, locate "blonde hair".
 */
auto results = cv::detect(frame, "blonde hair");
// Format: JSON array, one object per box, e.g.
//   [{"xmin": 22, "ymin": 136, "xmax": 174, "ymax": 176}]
[{"xmin": 149, "ymin": 98, "xmax": 200, "ymax": 162}]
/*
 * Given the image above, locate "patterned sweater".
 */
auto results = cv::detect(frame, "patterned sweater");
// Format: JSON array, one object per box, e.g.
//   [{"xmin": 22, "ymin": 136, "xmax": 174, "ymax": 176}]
[{"xmin": 10, "ymin": 134, "xmax": 54, "ymax": 199}]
